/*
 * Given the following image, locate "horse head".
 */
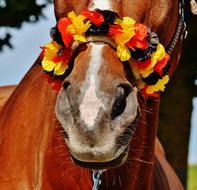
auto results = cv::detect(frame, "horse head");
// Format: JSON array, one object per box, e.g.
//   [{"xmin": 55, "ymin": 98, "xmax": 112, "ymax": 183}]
[{"xmin": 54, "ymin": 0, "xmax": 180, "ymax": 170}]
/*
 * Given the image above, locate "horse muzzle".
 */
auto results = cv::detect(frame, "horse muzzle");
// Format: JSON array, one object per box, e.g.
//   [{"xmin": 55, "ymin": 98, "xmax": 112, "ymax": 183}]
[{"xmin": 70, "ymin": 144, "xmax": 129, "ymax": 170}]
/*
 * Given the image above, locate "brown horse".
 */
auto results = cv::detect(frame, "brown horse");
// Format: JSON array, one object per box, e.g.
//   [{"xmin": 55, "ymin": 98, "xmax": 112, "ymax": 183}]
[
  {"xmin": 0, "ymin": 0, "xmax": 184, "ymax": 189},
  {"xmin": 0, "ymin": 86, "xmax": 16, "ymax": 111}
]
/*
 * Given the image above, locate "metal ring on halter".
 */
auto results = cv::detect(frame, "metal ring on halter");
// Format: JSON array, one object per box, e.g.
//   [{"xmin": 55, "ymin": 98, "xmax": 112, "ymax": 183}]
[{"xmin": 92, "ymin": 170, "xmax": 103, "ymax": 190}]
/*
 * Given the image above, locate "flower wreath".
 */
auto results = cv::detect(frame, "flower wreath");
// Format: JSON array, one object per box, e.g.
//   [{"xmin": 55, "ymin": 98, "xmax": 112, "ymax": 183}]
[{"xmin": 40, "ymin": 9, "xmax": 171, "ymax": 97}]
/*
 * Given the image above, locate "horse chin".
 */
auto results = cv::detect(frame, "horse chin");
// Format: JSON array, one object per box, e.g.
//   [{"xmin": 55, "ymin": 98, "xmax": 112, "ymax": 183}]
[{"xmin": 70, "ymin": 146, "xmax": 129, "ymax": 170}]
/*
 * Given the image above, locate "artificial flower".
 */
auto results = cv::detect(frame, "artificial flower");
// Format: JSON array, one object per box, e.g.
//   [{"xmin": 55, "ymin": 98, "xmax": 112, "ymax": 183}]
[
  {"xmin": 145, "ymin": 75, "xmax": 169, "ymax": 94},
  {"xmin": 115, "ymin": 17, "xmax": 136, "ymax": 30},
  {"xmin": 41, "ymin": 41, "xmax": 71, "ymax": 76},
  {"xmin": 53, "ymin": 80, "xmax": 63, "ymax": 91},
  {"xmin": 40, "ymin": 9, "xmax": 171, "ymax": 95},
  {"xmin": 112, "ymin": 17, "xmax": 136, "ymax": 61},
  {"xmin": 117, "ymin": 45, "xmax": 131, "ymax": 61},
  {"xmin": 42, "ymin": 73, "xmax": 54, "ymax": 84},
  {"xmin": 140, "ymin": 68, "xmax": 154, "ymax": 78},
  {"xmin": 134, "ymin": 23, "xmax": 148, "ymax": 41},
  {"xmin": 142, "ymin": 71, "xmax": 161, "ymax": 85},
  {"xmin": 113, "ymin": 17, "xmax": 136, "ymax": 46},
  {"xmin": 58, "ymin": 17, "xmax": 73, "ymax": 47},
  {"xmin": 42, "ymin": 74, "xmax": 62, "ymax": 91},
  {"xmin": 127, "ymin": 23, "xmax": 148, "ymax": 49},
  {"xmin": 154, "ymin": 53, "xmax": 170, "ymax": 76},
  {"xmin": 139, "ymin": 43, "xmax": 166, "ymax": 78},
  {"xmin": 67, "ymin": 11, "xmax": 91, "ymax": 42},
  {"xmin": 108, "ymin": 25, "xmax": 123, "ymax": 36},
  {"xmin": 80, "ymin": 10, "xmax": 104, "ymax": 26},
  {"xmin": 137, "ymin": 59, "xmax": 151, "ymax": 70},
  {"xmin": 149, "ymin": 43, "xmax": 166, "ymax": 69}
]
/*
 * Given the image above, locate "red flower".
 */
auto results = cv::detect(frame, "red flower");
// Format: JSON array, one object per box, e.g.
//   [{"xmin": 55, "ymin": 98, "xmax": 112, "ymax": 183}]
[
  {"xmin": 127, "ymin": 39, "xmax": 148, "ymax": 49},
  {"xmin": 57, "ymin": 18, "xmax": 73, "ymax": 47},
  {"xmin": 80, "ymin": 10, "xmax": 104, "ymax": 26},
  {"xmin": 42, "ymin": 74, "xmax": 54, "ymax": 83},
  {"xmin": 154, "ymin": 54, "xmax": 170, "ymax": 76},
  {"xmin": 52, "ymin": 48, "xmax": 72, "ymax": 66},
  {"xmin": 53, "ymin": 80, "xmax": 63, "ymax": 91},
  {"xmin": 127, "ymin": 23, "xmax": 148, "ymax": 49},
  {"xmin": 142, "ymin": 85, "xmax": 159, "ymax": 98},
  {"xmin": 135, "ymin": 23, "xmax": 148, "ymax": 41},
  {"xmin": 108, "ymin": 25, "xmax": 123, "ymax": 36},
  {"xmin": 137, "ymin": 59, "xmax": 151, "ymax": 70},
  {"xmin": 42, "ymin": 74, "xmax": 63, "ymax": 91}
]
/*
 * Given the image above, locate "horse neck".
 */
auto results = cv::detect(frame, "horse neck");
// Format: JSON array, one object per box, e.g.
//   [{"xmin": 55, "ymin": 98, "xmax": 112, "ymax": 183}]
[{"xmin": 0, "ymin": 59, "xmax": 59, "ymax": 188}]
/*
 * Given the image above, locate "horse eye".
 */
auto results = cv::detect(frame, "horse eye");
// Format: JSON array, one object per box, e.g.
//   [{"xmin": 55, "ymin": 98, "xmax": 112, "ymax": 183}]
[
  {"xmin": 111, "ymin": 84, "xmax": 133, "ymax": 120},
  {"xmin": 63, "ymin": 81, "xmax": 70, "ymax": 90}
]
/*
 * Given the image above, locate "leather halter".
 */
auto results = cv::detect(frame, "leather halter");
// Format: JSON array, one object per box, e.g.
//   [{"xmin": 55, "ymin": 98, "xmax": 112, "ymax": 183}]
[{"xmin": 166, "ymin": 0, "xmax": 187, "ymax": 55}]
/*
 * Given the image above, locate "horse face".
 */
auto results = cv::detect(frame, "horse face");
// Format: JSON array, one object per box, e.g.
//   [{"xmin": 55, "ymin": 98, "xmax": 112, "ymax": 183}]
[
  {"xmin": 55, "ymin": 43, "xmax": 139, "ymax": 169},
  {"xmin": 54, "ymin": 0, "xmax": 175, "ymax": 170}
]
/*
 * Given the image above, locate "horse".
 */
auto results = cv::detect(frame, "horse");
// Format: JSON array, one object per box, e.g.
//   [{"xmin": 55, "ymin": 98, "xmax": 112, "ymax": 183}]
[
  {"xmin": 0, "ymin": 0, "xmax": 185, "ymax": 189},
  {"xmin": 0, "ymin": 86, "xmax": 16, "ymax": 111}
]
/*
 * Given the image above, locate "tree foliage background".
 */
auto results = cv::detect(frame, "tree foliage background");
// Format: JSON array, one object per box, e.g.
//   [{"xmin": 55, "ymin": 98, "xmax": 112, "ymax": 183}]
[
  {"xmin": 158, "ymin": 1, "xmax": 197, "ymax": 188},
  {"xmin": 0, "ymin": 0, "xmax": 52, "ymax": 51}
]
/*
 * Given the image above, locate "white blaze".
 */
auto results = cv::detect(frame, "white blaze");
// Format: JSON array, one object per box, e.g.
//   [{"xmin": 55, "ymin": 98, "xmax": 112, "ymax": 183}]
[
  {"xmin": 90, "ymin": 0, "xmax": 112, "ymax": 10},
  {"xmin": 79, "ymin": 44, "xmax": 105, "ymax": 129}
]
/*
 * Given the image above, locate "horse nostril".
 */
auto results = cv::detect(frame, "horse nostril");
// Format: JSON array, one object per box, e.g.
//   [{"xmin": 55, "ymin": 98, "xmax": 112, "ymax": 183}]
[
  {"xmin": 63, "ymin": 81, "xmax": 70, "ymax": 90},
  {"xmin": 111, "ymin": 83, "xmax": 133, "ymax": 120},
  {"xmin": 118, "ymin": 83, "xmax": 133, "ymax": 96},
  {"xmin": 111, "ymin": 95, "xmax": 126, "ymax": 120}
]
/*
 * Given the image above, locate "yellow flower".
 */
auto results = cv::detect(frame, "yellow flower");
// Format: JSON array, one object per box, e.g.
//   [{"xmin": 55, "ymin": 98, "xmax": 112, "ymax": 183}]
[
  {"xmin": 149, "ymin": 43, "xmax": 166, "ymax": 69},
  {"xmin": 115, "ymin": 17, "xmax": 136, "ymax": 30},
  {"xmin": 139, "ymin": 44, "xmax": 166, "ymax": 78},
  {"xmin": 54, "ymin": 62, "xmax": 68, "ymax": 76},
  {"xmin": 117, "ymin": 45, "xmax": 131, "ymax": 61},
  {"xmin": 114, "ymin": 17, "xmax": 136, "ymax": 45},
  {"xmin": 67, "ymin": 11, "xmax": 91, "ymax": 42},
  {"xmin": 145, "ymin": 75, "xmax": 169, "ymax": 94},
  {"xmin": 114, "ymin": 17, "xmax": 136, "ymax": 61},
  {"xmin": 140, "ymin": 68, "xmax": 154, "ymax": 78},
  {"xmin": 42, "ymin": 41, "xmax": 68, "ymax": 76}
]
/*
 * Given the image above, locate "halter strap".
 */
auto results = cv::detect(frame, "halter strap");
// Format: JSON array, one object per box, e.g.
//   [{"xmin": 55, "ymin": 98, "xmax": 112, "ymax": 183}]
[
  {"xmin": 166, "ymin": 0, "xmax": 187, "ymax": 55},
  {"xmin": 71, "ymin": 36, "xmax": 117, "ymax": 51}
]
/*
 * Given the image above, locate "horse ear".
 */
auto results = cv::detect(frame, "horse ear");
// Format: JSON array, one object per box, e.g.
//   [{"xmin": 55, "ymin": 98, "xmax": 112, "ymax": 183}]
[{"xmin": 54, "ymin": 0, "xmax": 88, "ymax": 20}]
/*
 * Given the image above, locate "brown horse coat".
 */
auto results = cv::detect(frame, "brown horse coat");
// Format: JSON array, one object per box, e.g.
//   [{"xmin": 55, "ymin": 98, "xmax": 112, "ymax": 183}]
[{"xmin": 0, "ymin": 0, "xmax": 184, "ymax": 189}]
